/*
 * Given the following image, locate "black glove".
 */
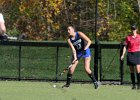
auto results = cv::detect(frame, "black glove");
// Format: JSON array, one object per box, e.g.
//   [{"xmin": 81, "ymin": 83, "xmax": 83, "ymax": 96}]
[
  {"xmin": 82, "ymin": 50, "xmax": 86, "ymax": 55},
  {"xmin": 0, "ymin": 33, "xmax": 8, "ymax": 41}
]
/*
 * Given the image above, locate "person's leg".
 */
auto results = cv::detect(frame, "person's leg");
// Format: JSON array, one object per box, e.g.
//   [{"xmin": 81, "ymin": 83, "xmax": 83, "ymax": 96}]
[
  {"xmin": 84, "ymin": 56, "xmax": 99, "ymax": 89},
  {"xmin": 129, "ymin": 66, "xmax": 136, "ymax": 89},
  {"xmin": 62, "ymin": 60, "xmax": 79, "ymax": 88},
  {"xmin": 136, "ymin": 65, "xmax": 140, "ymax": 89}
]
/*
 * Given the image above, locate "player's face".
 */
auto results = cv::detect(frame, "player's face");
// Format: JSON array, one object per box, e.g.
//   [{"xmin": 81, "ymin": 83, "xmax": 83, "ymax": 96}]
[
  {"xmin": 132, "ymin": 29, "xmax": 137, "ymax": 34},
  {"xmin": 67, "ymin": 27, "xmax": 74, "ymax": 36}
]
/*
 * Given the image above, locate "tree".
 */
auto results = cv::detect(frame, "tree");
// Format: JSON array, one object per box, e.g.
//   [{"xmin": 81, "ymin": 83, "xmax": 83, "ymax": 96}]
[
  {"xmin": 1, "ymin": 0, "xmax": 63, "ymax": 40},
  {"xmin": 137, "ymin": 0, "xmax": 140, "ymax": 13},
  {"xmin": 96, "ymin": 0, "xmax": 139, "ymax": 41},
  {"xmin": 0, "ymin": 0, "xmax": 140, "ymax": 41}
]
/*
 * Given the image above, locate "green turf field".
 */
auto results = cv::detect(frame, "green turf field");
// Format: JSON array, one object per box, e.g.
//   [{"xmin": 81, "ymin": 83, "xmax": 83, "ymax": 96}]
[{"xmin": 0, "ymin": 81, "xmax": 139, "ymax": 100}]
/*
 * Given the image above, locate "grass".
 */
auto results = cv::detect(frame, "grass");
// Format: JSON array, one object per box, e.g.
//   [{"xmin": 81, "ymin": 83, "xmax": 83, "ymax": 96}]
[{"xmin": 0, "ymin": 81, "xmax": 140, "ymax": 100}]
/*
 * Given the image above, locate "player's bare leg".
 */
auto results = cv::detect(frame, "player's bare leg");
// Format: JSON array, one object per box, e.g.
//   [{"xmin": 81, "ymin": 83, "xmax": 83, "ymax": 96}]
[
  {"xmin": 62, "ymin": 60, "xmax": 78, "ymax": 88},
  {"xmin": 84, "ymin": 57, "xmax": 100, "ymax": 89}
]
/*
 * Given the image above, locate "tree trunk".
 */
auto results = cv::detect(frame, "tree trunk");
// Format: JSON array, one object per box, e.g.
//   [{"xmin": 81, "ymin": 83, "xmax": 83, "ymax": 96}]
[
  {"xmin": 138, "ymin": 0, "xmax": 140, "ymax": 13},
  {"xmin": 63, "ymin": 0, "xmax": 70, "ymax": 23}
]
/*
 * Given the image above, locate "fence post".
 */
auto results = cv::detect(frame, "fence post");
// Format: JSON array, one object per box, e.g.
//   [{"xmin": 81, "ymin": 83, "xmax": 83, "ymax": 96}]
[
  {"xmin": 120, "ymin": 42, "xmax": 124, "ymax": 84},
  {"xmin": 94, "ymin": 0, "xmax": 99, "ymax": 81},
  {"xmin": 94, "ymin": 41, "xmax": 99, "ymax": 81},
  {"xmin": 18, "ymin": 45, "xmax": 21, "ymax": 81},
  {"xmin": 98, "ymin": 43, "xmax": 102, "ymax": 81},
  {"xmin": 56, "ymin": 46, "xmax": 59, "ymax": 81}
]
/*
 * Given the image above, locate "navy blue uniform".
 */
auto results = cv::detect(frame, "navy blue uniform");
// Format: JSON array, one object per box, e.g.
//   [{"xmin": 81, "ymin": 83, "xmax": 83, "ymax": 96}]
[{"xmin": 70, "ymin": 32, "xmax": 91, "ymax": 59}]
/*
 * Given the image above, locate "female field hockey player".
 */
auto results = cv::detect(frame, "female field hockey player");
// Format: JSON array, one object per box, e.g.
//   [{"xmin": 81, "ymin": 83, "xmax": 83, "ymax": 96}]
[
  {"xmin": 0, "ymin": 11, "xmax": 24, "ymax": 40},
  {"xmin": 62, "ymin": 25, "xmax": 100, "ymax": 89},
  {"xmin": 121, "ymin": 24, "xmax": 140, "ymax": 89},
  {"xmin": 0, "ymin": 12, "xmax": 6, "ymax": 36}
]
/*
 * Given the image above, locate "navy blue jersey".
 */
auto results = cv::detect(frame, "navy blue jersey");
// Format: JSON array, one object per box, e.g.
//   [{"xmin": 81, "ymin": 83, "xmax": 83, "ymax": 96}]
[{"xmin": 70, "ymin": 32, "xmax": 85, "ymax": 52}]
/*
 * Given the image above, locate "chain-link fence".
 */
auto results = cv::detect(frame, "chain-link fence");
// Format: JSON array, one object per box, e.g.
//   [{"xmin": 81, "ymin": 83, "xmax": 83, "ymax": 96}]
[{"xmin": 0, "ymin": 41, "xmax": 129, "ymax": 84}]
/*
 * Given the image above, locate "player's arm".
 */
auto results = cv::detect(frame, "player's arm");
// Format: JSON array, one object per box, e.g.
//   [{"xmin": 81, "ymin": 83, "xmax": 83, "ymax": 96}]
[
  {"xmin": 0, "ymin": 22, "xmax": 6, "ymax": 34},
  {"xmin": 121, "ymin": 45, "xmax": 127, "ymax": 60},
  {"xmin": 78, "ymin": 31, "xmax": 92, "ymax": 50},
  {"xmin": 0, "ymin": 13, "xmax": 6, "ymax": 34},
  {"xmin": 121, "ymin": 38, "xmax": 128, "ymax": 60},
  {"xmin": 67, "ymin": 38, "xmax": 77, "ymax": 62}
]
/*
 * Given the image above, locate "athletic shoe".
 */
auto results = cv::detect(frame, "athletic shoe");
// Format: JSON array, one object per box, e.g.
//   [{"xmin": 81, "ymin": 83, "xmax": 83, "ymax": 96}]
[
  {"xmin": 132, "ymin": 85, "xmax": 136, "ymax": 89},
  {"xmin": 62, "ymin": 84, "xmax": 70, "ymax": 88},
  {"xmin": 94, "ymin": 82, "xmax": 100, "ymax": 89}
]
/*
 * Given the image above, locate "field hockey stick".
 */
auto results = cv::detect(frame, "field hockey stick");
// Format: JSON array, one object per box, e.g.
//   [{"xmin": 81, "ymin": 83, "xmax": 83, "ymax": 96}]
[
  {"xmin": 50, "ymin": 61, "xmax": 77, "ymax": 89},
  {"xmin": 59, "ymin": 59, "xmax": 78, "ymax": 76},
  {"xmin": 59, "ymin": 50, "xmax": 85, "ymax": 76}
]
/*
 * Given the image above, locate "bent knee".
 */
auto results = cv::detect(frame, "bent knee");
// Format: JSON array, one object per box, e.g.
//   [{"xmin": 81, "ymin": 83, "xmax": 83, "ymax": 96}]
[{"xmin": 85, "ymin": 68, "xmax": 91, "ymax": 74}]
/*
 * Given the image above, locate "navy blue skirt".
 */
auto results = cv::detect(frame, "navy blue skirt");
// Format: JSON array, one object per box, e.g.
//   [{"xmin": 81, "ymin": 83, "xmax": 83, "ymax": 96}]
[{"xmin": 127, "ymin": 51, "xmax": 140, "ymax": 66}]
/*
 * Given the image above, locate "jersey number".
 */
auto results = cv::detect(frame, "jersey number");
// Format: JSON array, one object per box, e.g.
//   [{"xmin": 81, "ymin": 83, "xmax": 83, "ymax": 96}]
[{"xmin": 76, "ymin": 43, "xmax": 81, "ymax": 50}]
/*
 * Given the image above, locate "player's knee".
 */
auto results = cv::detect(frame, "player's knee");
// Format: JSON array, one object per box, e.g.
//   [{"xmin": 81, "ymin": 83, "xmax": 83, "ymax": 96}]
[
  {"xmin": 85, "ymin": 68, "xmax": 91, "ymax": 74},
  {"xmin": 69, "ymin": 68, "xmax": 75, "ymax": 74}
]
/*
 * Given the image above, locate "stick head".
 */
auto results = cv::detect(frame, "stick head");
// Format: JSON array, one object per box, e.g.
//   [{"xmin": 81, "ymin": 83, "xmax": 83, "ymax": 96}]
[
  {"xmin": 63, "ymin": 68, "xmax": 67, "ymax": 72},
  {"xmin": 59, "ymin": 73, "xmax": 63, "ymax": 76}
]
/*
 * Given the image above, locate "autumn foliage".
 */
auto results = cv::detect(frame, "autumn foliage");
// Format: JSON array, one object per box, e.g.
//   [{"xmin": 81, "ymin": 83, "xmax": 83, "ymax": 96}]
[
  {"xmin": 0, "ymin": 0, "xmax": 139, "ymax": 41},
  {"xmin": 1, "ymin": 0, "xmax": 63, "ymax": 40}
]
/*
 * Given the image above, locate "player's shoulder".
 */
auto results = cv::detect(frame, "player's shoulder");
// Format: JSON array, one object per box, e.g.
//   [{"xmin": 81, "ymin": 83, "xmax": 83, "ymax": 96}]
[
  {"xmin": 0, "ymin": 13, "xmax": 3, "ymax": 16},
  {"xmin": 137, "ymin": 34, "xmax": 140, "ymax": 37},
  {"xmin": 0, "ymin": 13, "xmax": 4, "ymax": 22},
  {"xmin": 77, "ymin": 31, "xmax": 85, "ymax": 36},
  {"xmin": 128, "ymin": 33, "xmax": 132, "ymax": 36},
  {"xmin": 0, "ymin": 13, "xmax": 2, "ymax": 17},
  {"xmin": 126, "ymin": 34, "xmax": 132, "ymax": 38},
  {"xmin": 77, "ymin": 31, "xmax": 82, "ymax": 34}
]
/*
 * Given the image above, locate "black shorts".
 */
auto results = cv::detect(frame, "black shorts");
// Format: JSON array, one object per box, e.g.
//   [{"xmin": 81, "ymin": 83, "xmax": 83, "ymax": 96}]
[{"xmin": 127, "ymin": 51, "xmax": 140, "ymax": 66}]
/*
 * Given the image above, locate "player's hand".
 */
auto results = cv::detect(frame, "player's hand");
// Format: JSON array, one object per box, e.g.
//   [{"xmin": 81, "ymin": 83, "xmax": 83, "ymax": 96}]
[
  {"xmin": 72, "ymin": 58, "xmax": 77, "ymax": 64},
  {"xmin": 82, "ymin": 50, "xmax": 86, "ymax": 55},
  {"xmin": 120, "ymin": 55, "xmax": 124, "ymax": 61}
]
